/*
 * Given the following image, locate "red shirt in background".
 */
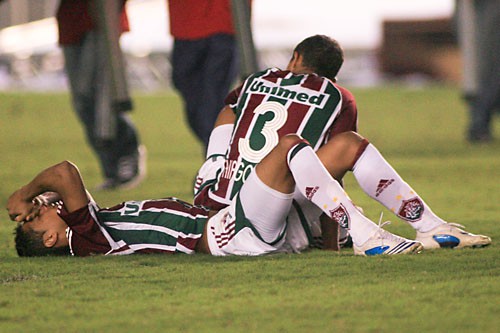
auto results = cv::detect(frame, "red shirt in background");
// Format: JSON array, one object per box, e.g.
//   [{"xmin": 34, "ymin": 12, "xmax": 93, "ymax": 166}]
[
  {"xmin": 168, "ymin": 0, "xmax": 239, "ymax": 39},
  {"xmin": 56, "ymin": 0, "xmax": 130, "ymax": 45}
]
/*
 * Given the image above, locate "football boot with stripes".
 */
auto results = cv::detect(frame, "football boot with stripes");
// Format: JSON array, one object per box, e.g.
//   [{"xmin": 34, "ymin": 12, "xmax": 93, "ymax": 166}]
[
  {"xmin": 354, "ymin": 221, "xmax": 423, "ymax": 256},
  {"xmin": 416, "ymin": 223, "xmax": 491, "ymax": 249}
]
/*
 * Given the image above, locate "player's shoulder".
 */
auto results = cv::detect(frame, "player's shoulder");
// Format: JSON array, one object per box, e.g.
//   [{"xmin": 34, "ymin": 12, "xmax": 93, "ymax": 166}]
[
  {"xmin": 248, "ymin": 67, "xmax": 287, "ymax": 80},
  {"xmin": 333, "ymin": 83, "xmax": 356, "ymax": 102},
  {"xmin": 248, "ymin": 67, "xmax": 329, "ymax": 83}
]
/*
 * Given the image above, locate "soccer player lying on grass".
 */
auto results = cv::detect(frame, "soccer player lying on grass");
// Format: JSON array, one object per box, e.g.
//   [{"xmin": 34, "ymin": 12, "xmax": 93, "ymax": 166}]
[
  {"xmin": 7, "ymin": 132, "xmax": 490, "ymax": 257},
  {"xmin": 194, "ymin": 35, "xmax": 492, "ymax": 251}
]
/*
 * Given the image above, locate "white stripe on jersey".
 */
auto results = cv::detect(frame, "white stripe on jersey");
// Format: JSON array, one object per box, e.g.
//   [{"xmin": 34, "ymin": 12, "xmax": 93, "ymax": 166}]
[
  {"xmin": 105, "ymin": 240, "xmax": 129, "ymax": 255},
  {"xmin": 128, "ymin": 243, "xmax": 177, "ymax": 252},
  {"xmin": 66, "ymin": 227, "xmax": 74, "ymax": 256},
  {"xmin": 112, "ymin": 243, "xmax": 193, "ymax": 254},
  {"xmin": 88, "ymin": 201, "xmax": 123, "ymax": 252},
  {"xmin": 108, "ymin": 248, "xmax": 135, "ymax": 255}
]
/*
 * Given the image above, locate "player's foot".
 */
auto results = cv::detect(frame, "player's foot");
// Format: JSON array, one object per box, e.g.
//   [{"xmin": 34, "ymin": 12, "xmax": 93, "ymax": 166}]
[
  {"xmin": 467, "ymin": 130, "xmax": 492, "ymax": 143},
  {"xmin": 354, "ymin": 221, "xmax": 423, "ymax": 256},
  {"xmin": 416, "ymin": 223, "xmax": 491, "ymax": 249}
]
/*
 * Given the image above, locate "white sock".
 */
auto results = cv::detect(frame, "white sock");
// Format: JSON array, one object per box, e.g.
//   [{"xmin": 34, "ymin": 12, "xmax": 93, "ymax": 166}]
[
  {"xmin": 287, "ymin": 142, "xmax": 379, "ymax": 246},
  {"xmin": 206, "ymin": 124, "xmax": 233, "ymax": 158},
  {"xmin": 352, "ymin": 144, "xmax": 445, "ymax": 232}
]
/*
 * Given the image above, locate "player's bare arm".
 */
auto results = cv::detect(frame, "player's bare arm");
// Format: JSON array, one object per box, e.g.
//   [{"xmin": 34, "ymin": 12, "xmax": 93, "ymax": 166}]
[
  {"xmin": 7, "ymin": 161, "xmax": 89, "ymax": 221},
  {"xmin": 214, "ymin": 105, "xmax": 236, "ymax": 127}
]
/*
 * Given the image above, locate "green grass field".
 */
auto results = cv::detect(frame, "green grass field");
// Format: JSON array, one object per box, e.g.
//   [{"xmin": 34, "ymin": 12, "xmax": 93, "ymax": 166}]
[{"xmin": 0, "ymin": 86, "xmax": 499, "ymax": 332}]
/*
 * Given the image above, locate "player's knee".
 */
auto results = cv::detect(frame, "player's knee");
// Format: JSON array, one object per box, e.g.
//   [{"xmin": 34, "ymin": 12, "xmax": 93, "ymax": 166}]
[
  {"xmin": 330, "ymin": 131, "xmax": 365, "ymax": 149},
  {"xmin": 278, "ymin": 134, "xmax": 308, "ymax": 151}
]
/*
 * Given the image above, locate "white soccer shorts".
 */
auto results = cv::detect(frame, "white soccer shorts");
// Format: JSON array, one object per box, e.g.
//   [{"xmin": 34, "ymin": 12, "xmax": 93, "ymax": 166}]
[{"xmin": 206, "ymin": 170, "xmax": 294, "ymax": 256}]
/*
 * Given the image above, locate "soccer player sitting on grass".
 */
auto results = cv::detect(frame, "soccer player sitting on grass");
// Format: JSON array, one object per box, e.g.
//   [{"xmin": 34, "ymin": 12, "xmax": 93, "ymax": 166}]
[
  {"xmin": 194, "ymin": 34, "xmax": 359, "ymax": 249},
  {"xmin": 7, "ymin": 132, "xmax": 490, "ymax": 257},
  {"xmin": 194, "ymin": 34, "xmax": 492, "ymax": 251}
]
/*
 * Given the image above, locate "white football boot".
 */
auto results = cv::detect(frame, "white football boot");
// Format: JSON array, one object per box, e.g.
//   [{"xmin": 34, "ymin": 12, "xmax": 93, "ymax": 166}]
[
  {"xmin": 354, "ymin": 220, "xmax": 423, "ymax": 256},
  {"xmin": 416, "ymin": 223, "xmax": 491, "ymax": 249}
]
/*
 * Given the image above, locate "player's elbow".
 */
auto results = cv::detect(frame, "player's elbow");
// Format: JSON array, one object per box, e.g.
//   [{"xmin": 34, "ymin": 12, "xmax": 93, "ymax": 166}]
[{"xmin": 54, "ymin": 161, "xmax": 81, "ymax": 182}]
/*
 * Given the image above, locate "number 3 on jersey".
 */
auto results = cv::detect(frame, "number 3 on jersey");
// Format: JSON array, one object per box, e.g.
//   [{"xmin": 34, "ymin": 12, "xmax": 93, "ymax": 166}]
[{"xmin": 238, "ymin": 101, "xmax": 288, "ymax": 163}]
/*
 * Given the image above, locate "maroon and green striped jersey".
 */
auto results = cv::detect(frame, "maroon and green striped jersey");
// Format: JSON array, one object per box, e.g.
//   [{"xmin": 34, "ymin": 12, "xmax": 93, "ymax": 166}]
[
  {"xmin": 204, "ymin": 68, "xmax": 350, "ymax": 206},
  {"xmin": 59, "ymin": 197, "xmax": 209, "ymax": 256}
]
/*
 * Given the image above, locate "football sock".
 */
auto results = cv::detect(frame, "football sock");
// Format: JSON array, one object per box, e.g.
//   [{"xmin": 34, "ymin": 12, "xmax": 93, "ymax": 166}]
[
  {"xmin": 352, "ymin": 143, "xmax": 445, "ymax": 232},
  {"xmin": 194, "ymin": 124, "xmax": 233, "ymax": 195},
  {"xmin": 206, "ymin": 124, "xmax": 233, "ymax": 158},
  {"xmin": 287, "ymin": 141, "xmax": 379, "ymax": 246}
]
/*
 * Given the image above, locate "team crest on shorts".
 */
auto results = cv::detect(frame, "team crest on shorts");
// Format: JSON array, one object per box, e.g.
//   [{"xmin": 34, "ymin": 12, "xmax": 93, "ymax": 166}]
[
  {"xmin": 329, "ymin": 204, "xmax": 349, "ymax": 229},
  {"xmin": 398, "ymin": 197, "xmax": 424, "ymax": 222},
  {"xmin": 305, "ymin": 186, "xmax": 319, "ymax": 200}
]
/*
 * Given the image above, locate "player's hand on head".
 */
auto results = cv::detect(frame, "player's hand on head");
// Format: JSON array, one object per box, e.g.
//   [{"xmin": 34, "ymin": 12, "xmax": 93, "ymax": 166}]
[
  {"xmin": 24, "ymin": 198, "xmax": 43, "ymax": 222},
  {"xmin": 7, "ymin": 207, "xmax": 32, "ymax": 223},
  {"xmin": 7, "ymin": 203, "xmax": 35, "ymax": 223},
  {"xmin": 6, "ymin": 189, "xmax": 36, "ymax": 222}
]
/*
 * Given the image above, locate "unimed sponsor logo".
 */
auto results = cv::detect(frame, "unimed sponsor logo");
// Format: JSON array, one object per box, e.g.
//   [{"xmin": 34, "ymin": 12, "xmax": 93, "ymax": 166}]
[{"xmin": 249, "ymin": 80, "xmax": 327, "ymax": 107}]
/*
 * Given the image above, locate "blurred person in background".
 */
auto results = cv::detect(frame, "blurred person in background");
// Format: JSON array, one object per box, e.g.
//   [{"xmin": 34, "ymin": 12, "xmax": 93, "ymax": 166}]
[
  {"xmin": 456, "ymin": 0, "xmax": 500, "ymax": 143},
  {"xmin": 57, "ymin": 0, "xmax": 146, "ymax": 190},
  {"xmin": 166, "ymin": 0, "xmax": 248, "ymax": 152}
]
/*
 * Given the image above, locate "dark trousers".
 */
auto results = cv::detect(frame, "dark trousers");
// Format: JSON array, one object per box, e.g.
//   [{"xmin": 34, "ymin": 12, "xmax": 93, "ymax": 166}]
[
  {"xmin": 468, "ymin": 0, "xmax": 500, "ymax": 139},
  {"xmin": 172, "ymin": 33, "xmax": 239, "ymax": 149},
  {"xmin": 63, "ymin": 31, "xmax": 139, "ymax": 180}
]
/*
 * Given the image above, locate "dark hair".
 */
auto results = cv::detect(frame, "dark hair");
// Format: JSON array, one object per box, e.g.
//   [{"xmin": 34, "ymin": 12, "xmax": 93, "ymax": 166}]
[
  {"xmin": 293, "ymin": 35, "xmax": 344, "ymax": 82},
  {"xmin": 14, "ymin": 224, "xmax": 70, "ymax": 257}
]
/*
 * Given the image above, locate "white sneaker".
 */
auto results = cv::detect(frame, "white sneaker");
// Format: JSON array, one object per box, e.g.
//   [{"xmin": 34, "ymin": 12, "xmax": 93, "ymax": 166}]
[
  {"xmin": 354, "ymin": 221, "xmax": 423, "ymax": 256},
  {"xmin": 416, "ymin": 223, "xmax": 491, "ymax": 249}
]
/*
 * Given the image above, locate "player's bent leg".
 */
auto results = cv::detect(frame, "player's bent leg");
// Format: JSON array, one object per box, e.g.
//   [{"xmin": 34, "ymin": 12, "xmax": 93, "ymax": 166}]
[
  {"xmin": 285, "ymin": 135, "xmax": 423, "ymax": 256},
  {"xmin": 416, "ymin": 223, "xmax": 491, "ymax": 249},
  {"xmin": 350, "ymin": 136, "xmax": 492, "ymax": 249},
  {"xmin": 316, "ymin": 131, "xmax": 369, "ymax": 181},
  {"xmin": 254, "ymin": 134, "xmax": 303, "ymax": 195},
  {"xmin": 351, "ymin": 142, "xmax": 447, "ymax": 232}
]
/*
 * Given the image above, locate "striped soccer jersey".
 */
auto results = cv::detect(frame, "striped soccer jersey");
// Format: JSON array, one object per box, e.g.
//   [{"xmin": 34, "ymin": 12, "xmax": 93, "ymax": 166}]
[
  {"xmin": 59, "ymin": 197, "xmax": 209, "ymax": 256},
  {"xmin": 206, "ymin": 68, "xmax": 343, "ymax": 206}
]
